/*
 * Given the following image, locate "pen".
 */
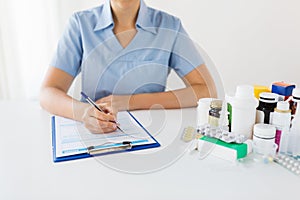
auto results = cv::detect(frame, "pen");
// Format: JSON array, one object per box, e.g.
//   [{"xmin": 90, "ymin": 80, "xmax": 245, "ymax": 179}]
[{"xmin": 81, "ymin": 92, "xmax": 125, "ymax": 133}]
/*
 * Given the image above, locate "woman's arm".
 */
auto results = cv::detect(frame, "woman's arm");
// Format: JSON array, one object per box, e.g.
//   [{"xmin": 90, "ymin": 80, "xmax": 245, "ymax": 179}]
[
  {"xmin": 39, "ymin": 67, "xmax": 117, "ymax": 133},
  {"xmin": 97, "ymin": 64, "xmax": 217, "ymax": 111}
]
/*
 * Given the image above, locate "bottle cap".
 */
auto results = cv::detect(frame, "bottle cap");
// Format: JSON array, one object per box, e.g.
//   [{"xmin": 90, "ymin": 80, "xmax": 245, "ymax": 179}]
[
  {"xmin": 275, "ymin": 101, "xmax": 290, "ymax": 111},
  {"xmin": 253, "ymin": 85, "xmax": 270, "ymax": 99},
  {"xmin": 226, "ymin": 85, "xmax": 258, "ymax": 109},
  {"xmin": 259, "ymin": 92, "xmax": 279, "ymax": 103},
  {"xmin": 197, "ymin": 98, "xmax": 216, "ymax": 107},
  {"xmin": 292, "ymin": 88, "xmax": 300, "ymax": 101},
  {"xmin": 235, "ymin": 85, "xmax": 254, "ymax": 99},
  {"xmin": 253, "ymin": 123, "xmax": 276, "ymax": 139},
  {"xmin": 210, "ymin": 100, "xmax": 223, "ymax": 109}
]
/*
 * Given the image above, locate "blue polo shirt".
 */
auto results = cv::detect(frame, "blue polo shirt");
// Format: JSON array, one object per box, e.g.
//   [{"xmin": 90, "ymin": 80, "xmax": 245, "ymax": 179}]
[{"xmin": 51, "ymin": 0, "xmax": 204, "ymax": 101}]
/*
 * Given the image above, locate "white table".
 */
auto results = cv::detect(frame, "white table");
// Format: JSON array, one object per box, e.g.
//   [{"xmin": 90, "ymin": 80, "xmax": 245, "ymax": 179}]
[{"xmin": 0, "ymin": 101, "xmax": 299, "ymax": 200}]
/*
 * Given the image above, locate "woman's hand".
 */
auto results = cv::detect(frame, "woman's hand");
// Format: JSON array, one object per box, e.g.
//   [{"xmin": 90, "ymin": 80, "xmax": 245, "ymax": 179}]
[
  {"xmin": 94, "ymin": 64, "xmax": 215, "ymax": 111},
  {"xmin": 81, "ymin": 103, "xmax": 118, "ymax": 133},
  {"xmin": 96, "ymin": 95, "xmax": 131, "ymax": 112}
]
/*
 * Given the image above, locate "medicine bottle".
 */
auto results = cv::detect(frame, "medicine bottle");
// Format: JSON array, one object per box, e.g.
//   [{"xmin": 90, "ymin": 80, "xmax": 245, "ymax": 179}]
[
  {"xmin": 256, "ymin": 92, "xmax": 279, "ymax": 124},
  {"xmin": 253, "ymin": 123, "xmax": 276, "ymax": 154},
  {"xmin": 287, "ymin": 112, "xmax": 300, "ymax": 157},
  {"xmin": 197, "ymin": 98, "xmax": 216, "ymax": 129},
  {"xmin": 271, "ymin": 101, "xmax": 291, "ymax": 150},
  {"xmin": 290, "ymin": 88, "xmax": 300, "ymax": 116},
  {"xmin": 208, "ymin": 100, "xmax": 223, "ymax": 127},
  {"xmin": 226, "ymin": 85, "xmax": 258, "ymax": 138}
]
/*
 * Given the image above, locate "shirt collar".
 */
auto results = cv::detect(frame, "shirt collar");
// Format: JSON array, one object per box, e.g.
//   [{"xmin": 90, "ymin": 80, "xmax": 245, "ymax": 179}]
[
  {"xmin": 135, "ymin": 0, "xmax": 157, "ymax": 34},
  {"xmin": 94, "ymin": 0, "xmax": 114, "ymax": 31},
  {"xmin": 94, "ymin": 0, "xmax": 157, "ymax": 34}
]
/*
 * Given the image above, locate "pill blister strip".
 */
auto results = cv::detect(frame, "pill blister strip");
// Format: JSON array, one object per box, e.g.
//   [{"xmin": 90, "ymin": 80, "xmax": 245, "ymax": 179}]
[
  {"xmin": 197, "ymin": 124, "xmax": 247, "ymax": 144},
  {"xmin": 182, "ymin": 127, "xmax": 203, "ymax": 142},
  {"xmin": 274, "ymin": 154, "xmax": 300, "ymax": 176}
]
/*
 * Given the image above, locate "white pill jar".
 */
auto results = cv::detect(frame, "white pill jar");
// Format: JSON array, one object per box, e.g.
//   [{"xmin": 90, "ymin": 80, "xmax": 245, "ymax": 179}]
[
  {"xmin": 253, "ymin": 123, "xmax": 276, "ymax": 154},
  {"xmin": 197, "ymin": 98, "xmax": 216, "ymax": 128}
]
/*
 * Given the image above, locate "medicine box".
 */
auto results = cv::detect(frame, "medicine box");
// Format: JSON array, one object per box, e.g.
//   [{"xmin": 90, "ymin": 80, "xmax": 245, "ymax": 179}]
[
  {"xmin": 272, "ymin": 82, "xmax": 295, "ymax": 97},
  {"xmin": 198, "ymin": 136, "xmax": 252, "ymax": 162}
]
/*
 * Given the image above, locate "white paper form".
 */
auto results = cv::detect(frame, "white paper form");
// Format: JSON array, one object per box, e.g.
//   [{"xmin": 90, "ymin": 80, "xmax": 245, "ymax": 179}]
[{"xmin": 54, "ymin": 111, "xmax": 156, "ymax": 158}]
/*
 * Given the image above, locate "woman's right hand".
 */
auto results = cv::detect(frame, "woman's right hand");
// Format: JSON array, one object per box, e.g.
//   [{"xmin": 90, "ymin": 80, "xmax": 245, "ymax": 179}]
[{"xmin": 81, "ymin": 104, "xmax": 118, "ymax": 133}]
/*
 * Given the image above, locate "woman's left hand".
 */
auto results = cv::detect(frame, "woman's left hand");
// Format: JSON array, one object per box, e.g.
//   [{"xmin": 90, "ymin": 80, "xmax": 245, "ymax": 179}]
[{"xmin": 96, "ymin": 94, "xmax": 132, "ymax": 112}]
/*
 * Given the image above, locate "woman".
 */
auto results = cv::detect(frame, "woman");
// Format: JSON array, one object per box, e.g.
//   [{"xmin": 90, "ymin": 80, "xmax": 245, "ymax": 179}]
[{"xmin": 40, "ymin": 0, "xmax": 217, "ymax": 133}]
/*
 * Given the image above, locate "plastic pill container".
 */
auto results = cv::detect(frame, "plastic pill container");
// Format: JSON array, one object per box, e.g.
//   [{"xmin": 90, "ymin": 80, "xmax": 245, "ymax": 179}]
[
  {"xmin": 290, "ymin": 88, "xmax": 300, "ymax": 116},
  {"xmin": 256, "ymin": 92, "xmax": 279, "ymax": 124},
  {"xmin": 253, "ymin": 123, "xmax": 276, "ymax": 154},
  {"xmin": 226, "ymin": 85, "xmax": 258, "ymax": 138},
  {"xmin": 208, "ymin": 100, "xmax": 223, "ymax": 127},
  {"xmin": 197, "ymin": 98, "xmax": 216, "ymax": 128},
  {"xmin": 272, "ymin": 101, "xmax": 291, "ymax": 150}
]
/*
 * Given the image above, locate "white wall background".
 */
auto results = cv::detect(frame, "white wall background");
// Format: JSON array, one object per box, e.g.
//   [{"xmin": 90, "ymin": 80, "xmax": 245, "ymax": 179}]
[
  {"xmin": 1, "ymin": 0, "xmax": 300, "ymax": 99},
  {"xmin": 150, "ymin": 0, "xmax": 300, "ymax": 94}
]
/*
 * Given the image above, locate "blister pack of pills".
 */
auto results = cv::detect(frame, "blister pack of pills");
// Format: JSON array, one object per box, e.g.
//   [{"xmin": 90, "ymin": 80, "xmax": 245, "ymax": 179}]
[
  {"xmin": 197, "ymin": 124, "xmax": 247, "ymax": 144},
  {"xmin": 274, "ymin": 154, "xmax": 300, "ymax": 176},
  {"xmin": 182, "ymin": 126, "xmax": 203, "ymax": 142}
]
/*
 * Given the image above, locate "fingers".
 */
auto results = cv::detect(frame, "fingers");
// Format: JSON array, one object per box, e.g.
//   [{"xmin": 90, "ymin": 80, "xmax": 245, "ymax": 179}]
[
  {"xmin": 96, "ymin": 95, "xmax": 124, "ymax": 113},
  {"xmin": 97, "ymin": 102, "xmax": 118, "ymax": 119},
  {"xmin": 91, "ymin": 108, "xmax": 116, "ymax": 122},
  {"xmin": 82, "ymin": 105, "xmax": 117, "ymax": 134},
  {"xmin": 98, "ymin": 103, "xmax": 114, "ymax": 115},
  {"xmin": 84, "ymin": 116, "xmax": 117, "ymax": 134}
]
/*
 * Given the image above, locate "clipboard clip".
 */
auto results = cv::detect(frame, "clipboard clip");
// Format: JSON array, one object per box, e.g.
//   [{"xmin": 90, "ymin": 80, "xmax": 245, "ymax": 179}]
[{"xmin": 87, "ymin": 141, "xmax": 132, "ymax": 155}]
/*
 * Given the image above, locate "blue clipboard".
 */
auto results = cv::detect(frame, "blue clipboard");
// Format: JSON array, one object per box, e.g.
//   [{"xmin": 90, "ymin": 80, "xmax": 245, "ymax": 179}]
[{"xmin": 52, "ymin": 111, "xmax": 160, "ymax": 162}]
